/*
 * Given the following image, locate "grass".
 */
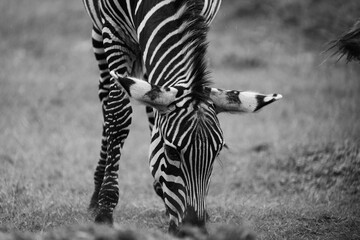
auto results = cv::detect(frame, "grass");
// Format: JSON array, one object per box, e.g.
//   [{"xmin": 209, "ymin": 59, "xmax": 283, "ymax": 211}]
[{"xmin": 0, "ymin": 0, "xmax": 359, "ymax": 239}]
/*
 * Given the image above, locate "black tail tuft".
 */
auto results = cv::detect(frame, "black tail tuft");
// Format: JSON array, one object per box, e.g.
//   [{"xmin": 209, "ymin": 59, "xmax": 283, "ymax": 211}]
[{"xmin": 326, "ymin": 20, "xmax": 360, "ymax": 62}]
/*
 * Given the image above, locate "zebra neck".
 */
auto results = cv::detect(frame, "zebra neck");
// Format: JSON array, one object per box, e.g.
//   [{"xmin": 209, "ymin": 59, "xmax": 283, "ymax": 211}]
[{"xmin": 135, "ymin": 0, "xmax": 210, "ymax": 92}]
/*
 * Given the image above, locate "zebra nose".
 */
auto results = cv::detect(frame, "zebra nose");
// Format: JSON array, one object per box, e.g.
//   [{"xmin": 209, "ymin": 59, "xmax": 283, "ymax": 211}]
[{"xmin": 182, "ymin": 205, "xmax": 206, "ymax": 227}]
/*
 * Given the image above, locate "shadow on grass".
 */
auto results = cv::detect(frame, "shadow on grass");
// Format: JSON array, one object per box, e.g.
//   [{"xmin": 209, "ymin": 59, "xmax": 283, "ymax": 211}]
[{"xmin": 0, "ymin": 223, "xmax": 256, "ymax": 240}]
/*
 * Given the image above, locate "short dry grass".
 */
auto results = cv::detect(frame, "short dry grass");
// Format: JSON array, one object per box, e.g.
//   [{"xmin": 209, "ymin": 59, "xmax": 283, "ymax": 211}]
[{"xmin": 0, "ymin": 0, "xmax": 359, "ymax": 239}]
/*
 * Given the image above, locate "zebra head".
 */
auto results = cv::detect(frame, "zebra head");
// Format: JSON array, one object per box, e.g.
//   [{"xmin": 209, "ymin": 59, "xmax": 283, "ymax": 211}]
[{"xmin": 112, "ymin": 74, "xmax": 282, "ymax": 232}]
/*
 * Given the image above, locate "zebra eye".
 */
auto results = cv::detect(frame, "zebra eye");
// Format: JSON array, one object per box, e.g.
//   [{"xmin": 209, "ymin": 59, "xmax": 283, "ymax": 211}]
[{"xmin": 164, "ymin": 145, "xmax": 181, "ymax": 161}]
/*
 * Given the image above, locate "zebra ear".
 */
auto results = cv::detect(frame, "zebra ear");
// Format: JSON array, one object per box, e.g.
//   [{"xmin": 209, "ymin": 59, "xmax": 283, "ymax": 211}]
[
  {"xmin": 207, "ymin": 87, "xmax": 282, "ymax": 113},
  {"xmin": 111, "ymin": 74, "xmax": 181, "ymax": 113}
]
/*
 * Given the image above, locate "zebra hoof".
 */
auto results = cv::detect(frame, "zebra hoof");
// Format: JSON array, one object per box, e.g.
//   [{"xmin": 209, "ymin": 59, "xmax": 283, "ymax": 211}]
[
  {"xmin": 88, "ymin": 199, "xmax": 99, "ymax": 216},
  {"xmin": 95, "ymin": 211, "xmax": 113, "ymax": 225}
]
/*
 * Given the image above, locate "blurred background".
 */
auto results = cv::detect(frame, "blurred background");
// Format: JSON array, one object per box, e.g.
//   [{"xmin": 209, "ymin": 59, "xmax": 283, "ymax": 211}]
[{"xmin": 0, "ymin": 0, "xmax": 359, "ymax": 239}]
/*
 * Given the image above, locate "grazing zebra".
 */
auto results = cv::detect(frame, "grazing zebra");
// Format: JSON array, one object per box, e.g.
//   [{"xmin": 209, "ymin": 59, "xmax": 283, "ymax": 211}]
[{"xmin": 81, "ymin": 0, "xmax": 281, "ymax": 233}]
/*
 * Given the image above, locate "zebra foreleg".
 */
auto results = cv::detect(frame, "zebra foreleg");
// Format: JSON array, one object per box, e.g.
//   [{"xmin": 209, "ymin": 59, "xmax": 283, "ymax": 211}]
[
  {"xmin": 89, "ymin": 26, "xmax": 111, "ymax": 214},
  {"xmin": 89, "ymin": 122, "xmax": 108, "ymax": 213},
  {"xmin": 95, "ymin": 83, "xmax": 133, "ymax": 224},
  {"xmin": 89, "ymin": 106, "xmax": 109, "ymax": 212}
]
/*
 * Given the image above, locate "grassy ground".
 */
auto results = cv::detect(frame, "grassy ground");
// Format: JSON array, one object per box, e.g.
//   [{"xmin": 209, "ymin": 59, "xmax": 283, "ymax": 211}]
[{"xmin": 0, "ymin": 0, "xmax": 359, "ymax": 239}]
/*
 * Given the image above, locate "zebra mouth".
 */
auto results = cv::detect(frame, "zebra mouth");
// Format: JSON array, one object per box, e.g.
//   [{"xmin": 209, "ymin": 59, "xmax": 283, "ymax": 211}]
[{"xmin": 182, "ymin": 205, "xmax": 206, "ymax": 227}]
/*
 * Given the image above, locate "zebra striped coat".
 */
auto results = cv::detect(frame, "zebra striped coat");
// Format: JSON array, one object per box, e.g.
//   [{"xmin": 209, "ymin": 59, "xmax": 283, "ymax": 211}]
[{"xmin": 81, "ymin": 0, "xmax": 281, "ymax": 233}]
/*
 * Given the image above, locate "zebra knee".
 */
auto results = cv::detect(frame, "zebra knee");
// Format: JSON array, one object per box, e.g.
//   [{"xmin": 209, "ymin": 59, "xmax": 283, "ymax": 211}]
[
  {"xmin": 94, "ymin": 210, "xmax": 113, "ymax": 225},
  {"xmin": 93, "ymin": 85, "xmax": 132, "ymax": 222}
]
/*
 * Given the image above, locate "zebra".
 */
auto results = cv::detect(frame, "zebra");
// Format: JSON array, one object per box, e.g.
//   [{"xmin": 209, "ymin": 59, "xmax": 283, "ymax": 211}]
[{"xmin": 81, "ymin": 0, "xmax": 282, "ymax": 233}]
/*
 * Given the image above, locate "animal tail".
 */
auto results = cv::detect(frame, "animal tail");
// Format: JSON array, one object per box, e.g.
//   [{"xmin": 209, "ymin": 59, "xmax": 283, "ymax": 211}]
[{"xmin": 326, "ymin": 20, "xmax": 360, "ymax": 62}]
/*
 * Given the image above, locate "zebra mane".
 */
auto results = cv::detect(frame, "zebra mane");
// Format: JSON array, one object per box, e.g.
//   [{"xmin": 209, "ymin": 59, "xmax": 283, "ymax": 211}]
[{"xmin": 175, "ymin": 0, "xmax": 212, "ymax": 103}]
